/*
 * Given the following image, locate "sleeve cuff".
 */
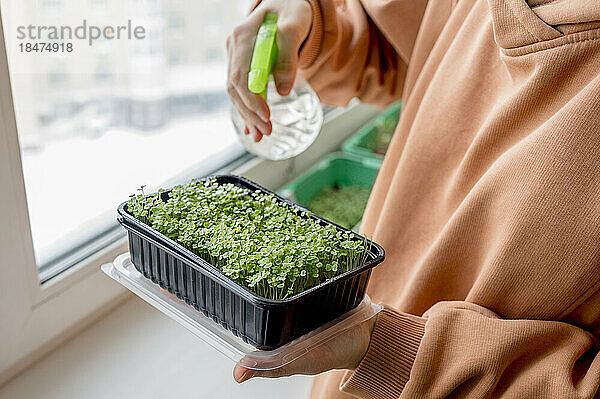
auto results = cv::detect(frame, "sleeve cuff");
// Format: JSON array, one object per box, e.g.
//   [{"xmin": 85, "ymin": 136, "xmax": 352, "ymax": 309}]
[
  {"xmin": 298, "ymin": 0, "xmax": 324, "ymax": 69},
  {"xmin": 249, "ymin": 0, "xmax": 324, "ymax": 70},
  {"xmin": 339, "ymin": 308, "xmax": 426, "ymax": 399}
]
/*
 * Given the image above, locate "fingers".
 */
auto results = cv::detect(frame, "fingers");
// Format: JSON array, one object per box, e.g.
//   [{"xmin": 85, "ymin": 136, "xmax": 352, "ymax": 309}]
[
  {"xmin": 244, "ymin": 125, "xmax": 269, "ymax": 143},
  {"xmin": 233, "ymin": 344, "xmax": 335, "ymax": 383},
  {"xmin": 250, "ymin": 125, "xmax": 263, "ymax": 142},
  {"xmin": 233, "ymin": 365, "xmax": 255, "ymax": 383},
  {"xmin": 231, "ymin": 54, "xmax": 270, "ymax": 123},
  {"xmin": 233, "ymin": 364, "xmax": 253, "ymax": 383},
  {"xmin": 228, "ymin": 86, "xmax": 270, "ymax": 136},
  {"xmin": 226, "ymin": 11, "xmax": 271, "ymax": 138},
  {"xmin": 232, "ymin": 315, "xmax": 378, "ymax": 384},
  {"xmin": 233, "ymin": 363, "xmax": 297, "ymax": 383},
  {"xmin": 226, "ymin": 0, "xmax": 313, "ymax": 141}
]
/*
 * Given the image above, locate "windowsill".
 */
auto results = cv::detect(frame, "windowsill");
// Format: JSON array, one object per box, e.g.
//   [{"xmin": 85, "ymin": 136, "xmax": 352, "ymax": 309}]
[
  {"xmin": 0, "ymin": 100, "xmax": 379, "ymax": 389},
  {"xmin": 0, "ymin": 295, "xmax": 314, "ymax": 399}
]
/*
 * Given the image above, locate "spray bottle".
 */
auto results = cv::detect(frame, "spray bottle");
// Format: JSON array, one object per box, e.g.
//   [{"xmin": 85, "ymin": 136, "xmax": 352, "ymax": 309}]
[{"xmin": 231, "ymin": 13, "xmax": 323, "ymax": 160}]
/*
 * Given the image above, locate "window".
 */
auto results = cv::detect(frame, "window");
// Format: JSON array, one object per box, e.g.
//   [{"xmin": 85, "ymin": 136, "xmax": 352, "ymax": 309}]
[
  {"xmin": 0, "ymin": 0, "xmax": 374, "ymax": 387},
  {"xmin": 90, "ymin": 0, "xmax": 107, "ymax": 7},
  {"xmin": 205, "ymin": 46, "xmax": 220, "ymax": 62},
  {"xmin": 168, "ymin": 48, "xmax": 184, "ymax": 65},
  {"xmin": 148, "ymin": 28, "xmax": 164, "ymax": 55},
  {"xmin": 134, "ymin": 0, "xmax": 162, "ymax": 16},
  {"xmin": 94, "ymin": 61, "xmax": 112, "ymax": 82},
  {"xmin": 41, "ymin": 0, "xmax": 61, "ymax": 11},
  {"xmin": 48, "ymin": 69, "xmax": 68, "ymax": 87},
  {"xmin": 3, "ymin": 0, "xmax": 248, "ymax": 280},
  {"xmin": 0, "ymin": 0, "xmax": 258, "ymax": 385},
  {"xmin": 168, "ymin": 14, "xmax": 185, "ymax": 35}
]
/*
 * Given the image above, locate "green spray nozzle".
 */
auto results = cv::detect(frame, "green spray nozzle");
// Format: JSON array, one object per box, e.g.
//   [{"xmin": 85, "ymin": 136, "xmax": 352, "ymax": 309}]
[{"xmin": 248, "ymin": 13, "xmax": 278, "ymax": 100}]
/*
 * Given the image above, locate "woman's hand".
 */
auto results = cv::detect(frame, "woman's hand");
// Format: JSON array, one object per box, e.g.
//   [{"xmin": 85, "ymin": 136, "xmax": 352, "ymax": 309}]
[
  {"xmin": 226, "ymin": 0, "xmax": 312, "ymax": 142},
  {"xmin": 233, "ymin": 314, "xmax": 377, "ymax": 383}
]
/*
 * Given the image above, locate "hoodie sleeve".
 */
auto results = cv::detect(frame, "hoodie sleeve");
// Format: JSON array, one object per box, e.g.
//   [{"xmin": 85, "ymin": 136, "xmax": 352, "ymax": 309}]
[
  {"xmin": 340, "ymin": 299, "xmax": 600, "ymax": 399},
  {"xmin": 295, "ymin": 0, "xmax": 428, "ymax": 107}
]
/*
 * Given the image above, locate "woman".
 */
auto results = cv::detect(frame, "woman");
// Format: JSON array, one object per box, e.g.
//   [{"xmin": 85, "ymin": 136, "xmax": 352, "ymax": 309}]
[{"xmin": 227, "ymin": 0, "xmax": 600, "ymax": 397}]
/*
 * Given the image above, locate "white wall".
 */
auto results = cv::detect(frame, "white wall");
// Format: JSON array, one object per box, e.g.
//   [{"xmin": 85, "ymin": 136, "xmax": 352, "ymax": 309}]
[{"xmin": 0, "ymin": 295, "xmax": 313, "ymax": 399}]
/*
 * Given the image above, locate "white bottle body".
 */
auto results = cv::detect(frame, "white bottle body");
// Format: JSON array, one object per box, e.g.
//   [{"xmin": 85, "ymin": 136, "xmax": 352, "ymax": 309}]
[{"xmin": 232, "ymin": 77, "xmax": 323, "ymax": 160}]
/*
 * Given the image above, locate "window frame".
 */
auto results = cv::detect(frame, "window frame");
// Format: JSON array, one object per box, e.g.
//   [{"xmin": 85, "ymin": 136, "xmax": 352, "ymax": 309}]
[{"xmin": 0, "ymin": 5, "xmax": 380, "ymax": 387}]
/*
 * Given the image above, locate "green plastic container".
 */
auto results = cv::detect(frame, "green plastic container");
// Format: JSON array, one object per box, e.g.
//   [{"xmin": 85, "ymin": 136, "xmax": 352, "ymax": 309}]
[
  {"xmin": 342, "ymin": 101, "xmax": 402, "ymax": 160},
  {"xmin": 279, "ymin": 153, "xmax": 381, "ymax": 230}
]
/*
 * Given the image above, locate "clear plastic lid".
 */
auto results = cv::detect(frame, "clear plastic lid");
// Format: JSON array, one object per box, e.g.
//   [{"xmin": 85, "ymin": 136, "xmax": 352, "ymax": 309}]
[{"xmin": 102, "ymin": 253, "xmax": 382, "ymax": 370}]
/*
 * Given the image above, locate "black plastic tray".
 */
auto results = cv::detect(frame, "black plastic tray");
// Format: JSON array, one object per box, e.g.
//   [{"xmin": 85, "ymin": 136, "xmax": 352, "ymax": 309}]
[{"xmin": 117, "ymin": 175, "xmax": 385, "ymax": 349}]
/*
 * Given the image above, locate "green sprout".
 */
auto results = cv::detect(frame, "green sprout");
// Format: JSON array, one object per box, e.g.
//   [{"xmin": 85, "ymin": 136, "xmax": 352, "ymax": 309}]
[
  {"xmin": 306, "ymin": 185, "xmax": 371, "ymax": 229},
  {"xmin": 127, "ymin": 179, "xmax": 370, "ymax": 300},
  {"xmin": 365, "ymin": 112, "xmax": 398, "ymax": 155}
]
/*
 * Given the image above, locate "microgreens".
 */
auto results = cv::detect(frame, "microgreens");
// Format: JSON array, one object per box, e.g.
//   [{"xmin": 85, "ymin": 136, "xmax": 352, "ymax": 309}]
[
  {"xmin": 127, "ymin": 179, "xmax": 370, "ymax": 300},
  {"xmin": 306, "ymin": 185, "xmax": 371, "ymax": 230},
  {"xmin": 366, "ymin": 112, "xmax": 398, "ymax": 155}
]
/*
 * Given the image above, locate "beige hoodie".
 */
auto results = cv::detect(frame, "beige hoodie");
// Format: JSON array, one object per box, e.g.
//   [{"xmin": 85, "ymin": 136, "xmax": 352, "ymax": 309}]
[{"xmin": 291, "ymin": 0, "xmax": 600, "ymax": 398}]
